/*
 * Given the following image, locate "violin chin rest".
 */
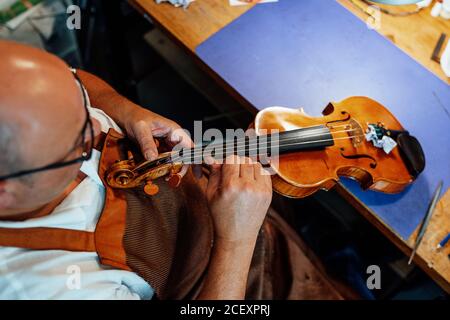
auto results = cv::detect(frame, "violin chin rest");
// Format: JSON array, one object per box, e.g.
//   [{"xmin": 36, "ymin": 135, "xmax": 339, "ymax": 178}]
[{"xmin": 396, "ymin": 133, "xmax": 426, "ymax": 179}]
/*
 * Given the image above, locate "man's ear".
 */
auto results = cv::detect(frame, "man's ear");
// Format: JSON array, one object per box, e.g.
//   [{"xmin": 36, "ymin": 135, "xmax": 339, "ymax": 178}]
[{"xmin": 0, "ymin": 181, "xmax": 15, "ymax": 209}]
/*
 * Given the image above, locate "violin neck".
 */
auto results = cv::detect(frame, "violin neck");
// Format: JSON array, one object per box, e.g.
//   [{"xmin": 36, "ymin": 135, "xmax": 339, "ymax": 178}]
[{"xmin": 176, "ymin": 125, "xmax": 334, "ymax": 164}]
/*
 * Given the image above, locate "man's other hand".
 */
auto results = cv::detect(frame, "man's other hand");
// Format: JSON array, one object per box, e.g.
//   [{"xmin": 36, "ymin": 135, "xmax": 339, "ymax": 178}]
[
  {"xmin": 206, "ymin": 155, "xmax": 272, "ymax": 244},
  {"xmin": 76, "ymin": 69, "xmax": 196, "ymax": 178}
]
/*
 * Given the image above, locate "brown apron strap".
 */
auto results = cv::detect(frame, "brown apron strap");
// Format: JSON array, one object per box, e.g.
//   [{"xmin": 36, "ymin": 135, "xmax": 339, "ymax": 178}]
[
  {"xmin": 0, "ymin": 168, "xmax": 94, "ymax": 252},
  {"xmin": 94, "ymin": 132, "xmax": 107, "ymax": 152},
  {"xmin": 0, "ymin": 227, "xmax": 96, "ymax": 252}
]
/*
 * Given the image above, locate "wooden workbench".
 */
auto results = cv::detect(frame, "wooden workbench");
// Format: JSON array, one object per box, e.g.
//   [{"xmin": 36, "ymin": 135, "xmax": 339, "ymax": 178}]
[
  {"xmin": 131, "ymin": 0, "xmax": 449, "ymax": 83},
  {"xmin": 129, "ymin": 0, "xmax": 450, "ymax": 293},
  {"xmin": 130, "ymin": 0, "xmax": 254, "ymax": 53}
]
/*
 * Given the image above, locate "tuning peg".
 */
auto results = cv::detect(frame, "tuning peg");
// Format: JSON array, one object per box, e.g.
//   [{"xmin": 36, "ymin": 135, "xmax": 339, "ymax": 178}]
[
  {"xmin": 144, "ymin": 180, "xmax": 159, "ymax": 196},
  {"xmin": 167, "ymin": 173, "xmax": 182, "ymax": 189}
]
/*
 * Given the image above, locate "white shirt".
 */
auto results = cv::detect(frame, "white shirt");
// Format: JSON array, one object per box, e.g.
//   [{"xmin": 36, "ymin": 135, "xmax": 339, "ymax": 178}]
[{"xmin": 0, "ymin": 106, "xmax": 154, "ymax": 300}]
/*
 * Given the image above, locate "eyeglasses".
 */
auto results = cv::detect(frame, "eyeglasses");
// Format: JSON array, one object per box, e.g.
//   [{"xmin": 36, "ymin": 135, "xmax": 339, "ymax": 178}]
[{"xmin": 0, "ymin": 70, "xmax": 94, "ymax": 181}]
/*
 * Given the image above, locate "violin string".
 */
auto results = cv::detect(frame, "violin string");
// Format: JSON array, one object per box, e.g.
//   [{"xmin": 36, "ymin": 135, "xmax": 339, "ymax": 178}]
[
  {"xmin": 193, "ymin": 126, "xmax": 330, "ymax": 150},
  {"xmin": 327, "ymin": 124, "xmax": 357, "ymax": 130},
  {"xmin": 143, "ymin": 126, "xmax": 363, "ymax": 167},
  {"xmin": 176, "ymin": 129, "xmax": 357, "ymax": 158},
  {"xmin": 176, "ymin": 135, "xmax": 366, "ymax": 163},
  {"xmin": 135, "ymin": 125, "xmax": 364, "ymax": 171},
  {"xmin": 177, "ymin": 127, "xmax": 359, "ymax": 158},
  {"xmin": 171, "ymin": 134, "xmax": 366, "ymax": 163},
  {"xmin": 137, "ymin": 126, "xmax": 336, "ymax": 170},
  {"xmin": 170, "ymin": 128, "xmax": 360, "ymax": 161}
]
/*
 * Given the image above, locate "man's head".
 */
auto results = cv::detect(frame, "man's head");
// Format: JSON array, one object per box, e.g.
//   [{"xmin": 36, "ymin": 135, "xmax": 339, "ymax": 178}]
[{"xmin": 0, "ymin": 41, "xmax": 100, "ymax": 216}]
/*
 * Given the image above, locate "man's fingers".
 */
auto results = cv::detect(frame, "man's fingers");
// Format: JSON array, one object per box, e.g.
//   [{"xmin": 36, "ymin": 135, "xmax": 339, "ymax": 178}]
[
  {"xmin": 254, "ymin": 162, "xmax": 272, "ymax": 188},
  {"xmin": 240, "ymin": 158, "xmax": 255, "ymax": 179},
  {"xmin": 245, "ymin": 128, "xmax": 257, "ymax": 138},
  {"xmin": 222, "ymin": 155, "xmax": 240, "ymax": 183},
  {"xmin": 134, "ymin": 121, "xmax": 158, "ymax": 161},
  {"xmin": 178, "ymin": 164, "xmax": 189, "ymax": 178},
  {"xmin": 150, "ymin": 125, "xmax": 193, "ymax": 152},
  {"xmin": 207, "ymin": 162, "xmax": 222, "ymax": 198},
  {"xmin": 169, "ymin": 128, "xmax": 194, "ymax": 149}
]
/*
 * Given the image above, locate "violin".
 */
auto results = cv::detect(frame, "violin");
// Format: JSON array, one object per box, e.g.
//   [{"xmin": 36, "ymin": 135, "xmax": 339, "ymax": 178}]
[{"xmin": 105, "ymin": 96, "xmax": 425, "ymax": 198}]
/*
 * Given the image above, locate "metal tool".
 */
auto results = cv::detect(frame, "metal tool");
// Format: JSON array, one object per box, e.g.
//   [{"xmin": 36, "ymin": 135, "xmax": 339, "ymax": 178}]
[{"xmin": 408, "ymin": 180, "xmax": 443, "ymax": 265}]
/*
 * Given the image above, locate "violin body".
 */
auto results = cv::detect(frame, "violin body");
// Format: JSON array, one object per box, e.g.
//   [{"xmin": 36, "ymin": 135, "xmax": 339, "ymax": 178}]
[
  {"xmin": 254, "ymin": 96, "xmax": 414, "ymax": 198},
  {"xmin": 105, "ymin": 96, "xmax": 422, "ymax": 198}
]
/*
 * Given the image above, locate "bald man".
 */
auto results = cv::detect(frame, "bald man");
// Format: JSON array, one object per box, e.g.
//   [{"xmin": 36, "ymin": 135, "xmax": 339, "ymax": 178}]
[{"xmin": 0, "ymin": 40, "xmax": 273, "ymax": 299}]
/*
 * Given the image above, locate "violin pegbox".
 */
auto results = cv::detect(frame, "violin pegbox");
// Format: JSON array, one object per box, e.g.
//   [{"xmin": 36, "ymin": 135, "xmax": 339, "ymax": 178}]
[
  {"xmin": 106, "ymin": 151, "xmax": 184, "ymax": 197},
  {"xmin": 365, "ymin": 123, "xmax": 398, "ymax": 154}
]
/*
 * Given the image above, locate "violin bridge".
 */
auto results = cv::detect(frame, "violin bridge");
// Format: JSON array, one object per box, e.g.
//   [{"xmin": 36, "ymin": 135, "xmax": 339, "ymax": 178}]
[{"xmin": 348, "ymin": 119, "xmax": 364, "ymax": 148}]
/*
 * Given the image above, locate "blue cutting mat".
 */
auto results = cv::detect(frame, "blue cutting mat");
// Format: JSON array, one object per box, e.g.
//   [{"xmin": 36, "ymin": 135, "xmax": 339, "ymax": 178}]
[{"xmin": 196, "ymin": 0, "xmax": 450, "ymax": 239}]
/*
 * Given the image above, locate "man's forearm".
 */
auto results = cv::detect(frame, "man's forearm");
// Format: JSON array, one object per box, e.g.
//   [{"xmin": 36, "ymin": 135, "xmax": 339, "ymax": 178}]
[
  {"xmin": 197, "ymin": 238, "xmax": 257, "ymax": 300},
  {"xmin": 76, "ymin": 69, "xmax": 139, "ymax": 128}
]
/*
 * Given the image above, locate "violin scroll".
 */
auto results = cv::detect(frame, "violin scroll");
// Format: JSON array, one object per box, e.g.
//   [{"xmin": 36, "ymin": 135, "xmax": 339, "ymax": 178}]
[{"xmin": 106, "ymin": 152, "xmax": 183, "ymax": 196}]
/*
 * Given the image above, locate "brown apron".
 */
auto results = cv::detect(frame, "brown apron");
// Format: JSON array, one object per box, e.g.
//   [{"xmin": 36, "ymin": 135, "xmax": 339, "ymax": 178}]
[{"xmin": 0, "ymin": 129, "xmax": 348, "ymax": 300}]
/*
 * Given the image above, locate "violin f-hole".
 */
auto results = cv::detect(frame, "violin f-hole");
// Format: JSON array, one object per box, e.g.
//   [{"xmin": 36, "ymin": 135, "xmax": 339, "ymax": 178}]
[
  {"xmin": 326, "ymin": 111, "xmax": 351, "ymax": 128},
  {"xmin": 340, "ymin": 147, "xmax": 377, "ymax": 169}
]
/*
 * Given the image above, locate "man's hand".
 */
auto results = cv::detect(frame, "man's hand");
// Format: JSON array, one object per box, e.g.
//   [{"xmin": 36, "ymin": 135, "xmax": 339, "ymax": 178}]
[
  {"xmin": 197, "ymin": 155, "xmax": 272, "ymax": 299},
  {"xmin": 121, "ymin": 107, "xmax": 192, "ymax": 160},
  {"xmin": 76, "ymin": 70, "xmax": 195, "ymax": 177},
  {"xmin": 206, "ymin": 155, "xmax": 273, "ymax": 244},
  {"xmin": 122, "ymin": 107, "xmax": 196, "ymax": 178}
]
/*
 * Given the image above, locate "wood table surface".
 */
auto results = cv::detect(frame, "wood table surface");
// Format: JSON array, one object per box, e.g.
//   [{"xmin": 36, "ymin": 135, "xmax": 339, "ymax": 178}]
[
  {"xmin": 130, "ymin": 0, "xmax": 255, "ymax": 53},
  {"xmin": 131, "ymin": 0, "xmax": 450, "ymax": 83},
  {"xmin": 129, "ymin": 0, "xmax": 450, "ymax": 293}
]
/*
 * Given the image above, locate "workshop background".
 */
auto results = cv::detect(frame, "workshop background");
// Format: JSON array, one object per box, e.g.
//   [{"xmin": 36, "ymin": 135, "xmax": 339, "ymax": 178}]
[{"xmin": 0, "ymin": 0, "xmax": 448, "ymax": 300}]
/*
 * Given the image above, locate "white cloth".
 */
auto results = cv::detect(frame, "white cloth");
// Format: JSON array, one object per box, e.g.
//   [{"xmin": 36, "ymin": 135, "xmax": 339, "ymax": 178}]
[
  {"xmin": 0, "ymin": 105, "xmax": 154, "ymax": 300},
  {"xmin": 441, "ymin": 39, "xmax": 450, "ymax": 78},
  {"xmin": 155, "ymin": 0, "xmax": 194, "ymax": 9}
]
